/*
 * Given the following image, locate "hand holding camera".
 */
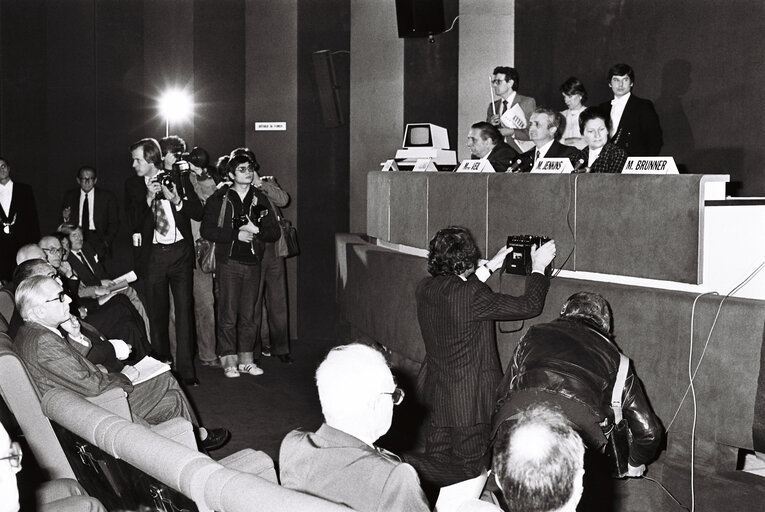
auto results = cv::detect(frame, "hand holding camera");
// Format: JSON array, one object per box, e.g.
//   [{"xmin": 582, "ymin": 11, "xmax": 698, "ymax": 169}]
[
  {"xmin": 486, "ymin": 245, "xmax": 514, "ymax": 273},
  {"xmin": 531, "ymin": 239, "xmax": 556, "ymax": 274}
]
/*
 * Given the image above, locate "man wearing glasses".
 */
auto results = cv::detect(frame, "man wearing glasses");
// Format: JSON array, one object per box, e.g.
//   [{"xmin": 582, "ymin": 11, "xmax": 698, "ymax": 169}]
[
  {"xmin": 60, "ymin": 166, "xmax": 120, "ymax": 261},
  {"xmin": 1, "ymin": 421, "xmax": 106, "ymax": 511},
  {"xmin": 486, "ymin": 66, "xmax": 537, "ymax": 154},
  {"xmin": 279, "ymin": 344, "xmax": 429, "ymax": 512}
]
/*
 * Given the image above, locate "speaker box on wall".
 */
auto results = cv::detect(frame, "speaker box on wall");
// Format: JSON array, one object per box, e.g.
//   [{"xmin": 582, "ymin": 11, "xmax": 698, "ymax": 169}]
[
  {"xmin": 312, "ymin": 50, "xmax": 344, "ymax": 128},
  {"xmin": 395, "ymin": 0, "xmax": 445, "ymax": 38}
]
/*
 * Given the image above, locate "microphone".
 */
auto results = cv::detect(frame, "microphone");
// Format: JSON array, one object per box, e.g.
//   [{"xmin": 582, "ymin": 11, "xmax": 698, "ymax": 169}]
[
  {"xmin": 572, "ymin": 158, "xmax": 587, "ymax": 173},
  {"xmin": 507, "ymin": 159, "xmax": 524, "ymax": 173}
]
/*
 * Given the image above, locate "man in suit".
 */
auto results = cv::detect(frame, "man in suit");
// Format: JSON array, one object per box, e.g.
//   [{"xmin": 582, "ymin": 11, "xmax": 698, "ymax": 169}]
[
  {"xmin": 515, "ymin": 108, "xmax": 581, "ymax": 172},
  {"xmin": 486, "ymin": 66, "xmax": 536, "ymax": 154},
  {"xmin": 13, "ymin": 275, "xmax": 229, "ymax": 449},
  {"xmin": 60, "ymin": 166, "xmax": 120, "ymax": 260},
  {"xmin": 125, "ymin": 138, "xmax": 203, "ymax": 386},
  {"xmin": 0, "ymin": 157, "xmax": 40, "ymax": 283},
  {"xmin": 404, "ymin": 226, "xmax": 556, "ymax": 491},
  {"xmin": 279, "ymin": 343, "xmax": 429, "ymax": 512},
  {"xmin": 466, "ymin": 122, "xmax": 518, "ymax": 172},
  {"xmin": 598, "ymin": 63, "xmax": 663, "ymax": 157}
]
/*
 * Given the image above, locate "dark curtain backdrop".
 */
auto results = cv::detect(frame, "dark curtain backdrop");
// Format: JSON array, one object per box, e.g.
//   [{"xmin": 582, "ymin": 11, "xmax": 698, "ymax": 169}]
[{"xmin": 516, "ymin": 0, "xmax": 765, "ymax": 196}]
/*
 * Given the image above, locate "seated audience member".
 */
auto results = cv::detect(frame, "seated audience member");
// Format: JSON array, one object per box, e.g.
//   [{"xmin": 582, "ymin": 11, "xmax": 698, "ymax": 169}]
[
  {"xmin": 598, "ymin": 63, "xmax": 663, "ymax": 156},
  {"xmin": 38, "ymin": 235, "xmax": 152, "ymax": 362},
  {"xmin": 466, "ymin": 122, "xmax": 518, "ymax": 172},
  {"xmin": 493, "ymin": 292, "xmax": 662, "ymax": 478},
  {"xmin": 515, "ymin": 108, "xmax": 579, "ymax": 172},
  {"xmin": 559, "ymin": 77, "xmax": 588, "ymax": 149},
  {"xmin": 1, "ymin": 421, "xmax": 107, "ymax": 512},
  {"xmin": 405, "ymin": 226, "xmax": 556, "ymax": 491},
  {"xmin": 487, "ymin": 67, "xmax": 536, "ymax": 154},
  {"xmin": 572, "ymin": 108, "xmax": 628, "ymax": 173},
  {"xmin": 59, "ymin": 224, "xmax": 151, "ymax": 343},
  {"xmin": 15, "ymin": 244, "xmax": 46, "ymax": 265},
  {"xmin": 13, "ymin": 275, "xmax": 229, "ymax": 450},
  {"xmin": 279, "ymin": 343, "xmax": 429, "ymax": 512},
  {"xmin": 60, "ymin": 165, "xmax": 120, "ymax": 260}
]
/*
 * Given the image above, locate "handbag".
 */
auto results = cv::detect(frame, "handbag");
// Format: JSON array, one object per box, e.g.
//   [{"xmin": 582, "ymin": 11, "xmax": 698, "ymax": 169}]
[
  {"xmin": 271, "ymin": 202, "xmax": 299, "ymax": 258},
  {"xmin": 604, "ymin": 353, "xmax": 632, "ymax": 478},
  {"xmin": 195, "ymin": 192, "xmax": 228, "ymax": 273}
]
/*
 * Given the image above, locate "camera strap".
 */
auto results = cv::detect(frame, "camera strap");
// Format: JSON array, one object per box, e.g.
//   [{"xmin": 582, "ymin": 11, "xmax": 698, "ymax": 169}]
[{"xmin": 610, "ymin": 353, "xmax": 629, "ymax": 424}]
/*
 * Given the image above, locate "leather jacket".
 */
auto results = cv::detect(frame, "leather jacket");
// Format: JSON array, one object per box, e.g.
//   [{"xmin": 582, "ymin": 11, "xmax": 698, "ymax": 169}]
[{"xmin": 494, "ymin": 317, "xmax": 663, "ymax": 466}]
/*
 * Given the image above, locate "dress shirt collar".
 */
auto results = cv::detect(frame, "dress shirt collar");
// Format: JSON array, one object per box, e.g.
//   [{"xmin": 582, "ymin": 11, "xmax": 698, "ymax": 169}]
[
  {"xmin": 611, "ymin": 92, "xmax": 631, "ymax": 106},
  {"xmin": 536, "ymin": 139, "xmax": 555, "ymax": 159}
]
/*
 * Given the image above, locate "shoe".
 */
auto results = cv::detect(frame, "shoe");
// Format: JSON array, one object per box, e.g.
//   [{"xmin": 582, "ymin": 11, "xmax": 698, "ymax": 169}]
[
  {"xmin": 224, "ymin": 367, "xmax": 240, "ymax": 378},
  {"xmin": 238, "ymin": 363, "xmax": 264, "ymax": 376},
  {"xmin": 201, "ymin": 359, "xmax": 222, "ymax": 369},
  {"xmin": 261, "ymin": 347, "xmax": 272, "ymax": 357},
  {"xmin": 200, "ymin": 427, "xmax": 230, "ymax": 451},
  {"xmin": 181, "ymin": 377, "xmax": 200, "ymax": 387},
  {"xmin": 277, "ymin": 354, "xmax": 294, "ymax": 365}
]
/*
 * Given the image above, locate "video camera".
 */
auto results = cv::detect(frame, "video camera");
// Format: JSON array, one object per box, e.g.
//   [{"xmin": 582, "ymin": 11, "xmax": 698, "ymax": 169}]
[{"xmin": 502, "ymin": 235, "xmax": 553, "ymax": 276}]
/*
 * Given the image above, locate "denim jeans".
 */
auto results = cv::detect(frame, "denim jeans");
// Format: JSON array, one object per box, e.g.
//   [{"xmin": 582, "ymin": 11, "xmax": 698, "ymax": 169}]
[{"xmin": 216, "ymin": 259, "xmax": 261, "ymax": 357}]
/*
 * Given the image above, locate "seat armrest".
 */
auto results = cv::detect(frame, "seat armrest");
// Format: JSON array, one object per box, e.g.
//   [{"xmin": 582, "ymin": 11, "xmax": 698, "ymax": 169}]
[
  {"xmin": 218, "ymin": 448, "xmax": 277, "ymax": 483},
  {"xmin": 150, "ymin": 417, "xmax": 196, "ymax": 449},
  {"xmin": 86, "ymin": 387, "xmax": 132, "ymax": 420}
]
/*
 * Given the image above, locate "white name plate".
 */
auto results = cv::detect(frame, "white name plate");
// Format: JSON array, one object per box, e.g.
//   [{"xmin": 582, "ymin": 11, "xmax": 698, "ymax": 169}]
[
  {"xmin": 530, "ymin": 158, "xmax": 574, "ymax": 174},
  {"xmin": 412, "ymin": 158, "xmax": 438, "ymax": 172},
  {"xmin": 380, "ymin": 159, "xmax": 400, "ymax": 172},
  {"xmin": 254, "ymin": 122, "xmax": 286, "ymax": 131},
  {"xmin": 622, "ymin": 156, "xmax": 678, "ymax": 174},
  {"xmin": 456, "ymin": 159, "xmax": 491, "ymax": 173}
]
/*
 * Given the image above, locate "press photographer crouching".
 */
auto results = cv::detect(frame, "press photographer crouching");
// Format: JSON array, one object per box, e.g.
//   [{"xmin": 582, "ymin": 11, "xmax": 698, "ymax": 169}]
[{"xmin": 492, "ymin": 292, "xmax": 662, "ymax": 499}]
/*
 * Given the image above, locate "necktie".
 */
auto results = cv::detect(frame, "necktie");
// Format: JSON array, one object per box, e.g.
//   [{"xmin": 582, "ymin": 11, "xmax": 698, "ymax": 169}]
[
  {"xmin": 81, "ymin": 193, "xmax": 90, "ymax": 230},
  {"xmin": 502, "ymin": 100, "xmax": 508, "ymax": 114},
  {"xmin": 152, "ymin": 199, "xmax": 171, "ymax": 236},
  {"xmin": 535, "ymin": 149, "xmax": 541, "ymax": 162}
]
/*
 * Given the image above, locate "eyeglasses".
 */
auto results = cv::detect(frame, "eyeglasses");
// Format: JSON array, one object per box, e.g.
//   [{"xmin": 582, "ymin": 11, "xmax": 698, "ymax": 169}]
[
  {"xmin": 0, "ymin": 442, "xmax": 22, "ymax": 469},
  {"xmin": 235, "ymin": 166, "xmax": 255, "ymax": 174},
  {"xmin": 382, "ymin": 387, "xmax": 405, "ymax": 406},
  {"xmin": 491, "ymin": 79, "xmax": 505, "ymax": 85},
  {"xmin": 41, "ymin": 247, "xmax": 62, "ymax": 255},
  {"xmin": 45, "ymin": 291, "xmax": 68, "ymax": 304},
  {"xmin": 78, "ymin": 177, "xmax": 96, "ymax": 182}
]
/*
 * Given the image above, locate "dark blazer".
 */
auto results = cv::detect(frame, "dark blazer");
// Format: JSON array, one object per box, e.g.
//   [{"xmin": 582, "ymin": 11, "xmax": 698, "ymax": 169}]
[
  {"xmin": 573, "ymin": 142, "xmax": 628, "ymax": 173},
  {"xmin": 473, "ymin": 141, "xmax": 518, "ymax": 172},
  {"xmin": 0, "ymin": 182, "xmax": 40, "ymax": 282},
  {"xmin": 516, "ymin": 140, "xmax": 581, "ymax": 172},
  {"xmin": 67, "ymin": 243, "xmax": 108, "ymax": 286},
  {"xmin": 415, "ymin": 272, "xmax": 549, "ymax": 427},
  {"xmin": 124, "ymin": 172, "xmax": 203, "ymax": 277},
  {"xmin": 599, "ymin": 95, "xmax": 663, "ymax": 156},
  {"xmin": 60, "ymin": 186, "xmax": 120, "ymax": 248}
]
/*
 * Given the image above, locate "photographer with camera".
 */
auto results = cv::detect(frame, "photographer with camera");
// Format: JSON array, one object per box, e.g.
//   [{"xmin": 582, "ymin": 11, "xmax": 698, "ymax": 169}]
[
  {"xmin": 404, "ymin": 226, "xmax": 556, "ymax": 494},
  {"xmin": 200, "ymin": 153, "xmax": 280, "ymax": 379},
  {"xmin": 125, "ymin": 137, "xmax": 203, "ymax": 387}
]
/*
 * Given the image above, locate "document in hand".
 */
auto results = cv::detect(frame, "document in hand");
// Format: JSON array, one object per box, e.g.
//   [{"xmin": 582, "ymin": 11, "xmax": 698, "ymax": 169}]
[
  {"xmin": 127, "ymin": 356, "xmax": 171, "ymax": 385},
  {"xmin": 501, "ymin": 103, "xmax": 528, "ymax": 130}
]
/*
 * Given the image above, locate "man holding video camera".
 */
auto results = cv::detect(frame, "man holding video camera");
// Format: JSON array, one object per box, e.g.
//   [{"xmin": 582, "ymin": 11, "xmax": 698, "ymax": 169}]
[
  {"xmin": 125, "ymin": 137, "xmax": 202, "ymax": 386},
  {"xmin": 405, "ymin": 226, "xmax": 556, "ymax": 492}
]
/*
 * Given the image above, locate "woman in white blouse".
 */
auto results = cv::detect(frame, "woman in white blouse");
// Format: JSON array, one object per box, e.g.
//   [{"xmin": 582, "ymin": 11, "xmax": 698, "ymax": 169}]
[{"xmin": 560, "ymin": 77, "xmax": 588, "ymax": 150}]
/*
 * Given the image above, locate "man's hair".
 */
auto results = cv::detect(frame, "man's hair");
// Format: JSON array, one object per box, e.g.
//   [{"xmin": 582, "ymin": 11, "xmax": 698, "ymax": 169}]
[
  {"xmin": 15, "ymin": 275, "xmax": 54, "ymax": 322},
  {"xmin": 532, "ymin": 108, "xmax": 565, "ymax": 141},
  {"xmin": 560, "ymin": 291, "xmax": 612, "ymax": 335},
  {"xmin": 493, "ymin": 66, "xmax": 519, "ymax": 91},
  {"xmin": 77, "ymin": 165, "xmax": 97, "ymax": 178},
  {"xmin": 315, "ymin": 343, "xmax": 391, "ymax": 423},
  {"xmin": 15, "ymin": 244, "xmax": 44, "ymax": 265},
  {"xmin": 159, "ymin": 135, "xmax": 187, "ymax": 156},
  {"xmin": 188, "ymin": 146, "xmax": 210, "ymax": 169},
  {"xmin": 57, "ymin": 223, "xmax": 78, "ymax": 236},
  {"xmin": 12, "ymin": 259, "xmax": 53, "ymax": 289},
  {"xmin": 578, "ymin": 107, "xmax": 612, "ymax": 136},
  {"xmin": 230, "ymin": 147, "xmax": 261, "ymax": 173},
  {"xmin": 471, "ymin": 121, "xmax": 502, "ymax": 145},
  {"xmin": 493, "ymin": 403, "xmax": 585, "ymax": 512},
  {"xmin": 130, "ymin": 138, "xmax": 163, "ymax": 168},
  {"xmin": 559, "ymin": 77, "xmax": 588, "ymax": 103},
  {"xmin": 427, "ymin": 226, "xmax": 481, "ymax": 277},
  {"xmin": 607, "ymin": 63, "xmax": 635, "ymax": 84}
]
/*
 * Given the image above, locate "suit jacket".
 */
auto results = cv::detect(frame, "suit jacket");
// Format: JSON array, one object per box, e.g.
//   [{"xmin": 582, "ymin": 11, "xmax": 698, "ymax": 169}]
[
  {"xmin": 516, "ymin": 140, "xmax": 580, "ymax": 172},
  {"xmin": 124, "ymin": 172, "xmax": 203, "ymax": 277},
  {"xmin": 279, "ymin": 423, "xmax": 430, "ymax": 512},
  {"xmin": 67, "ymin": 243, "xmax": 108, "ymax": 286},
  {"xmin": 473, "ymin": 141, "xmax": 518, "ymax": 172},
  {"xmin": 573, "ymin": 142, "xmax": 628, "ymax": 174},
  {"xmin": 15, "ymin": 322, "xmax": 132, "ymax": 399},
  {"xmin": 415, "ymin": 272, "xmax": 549, "ymax": 427},
  {"xmin": 0, "ymin": 181, "xmax": 40, "ymax": 281},
  {"xmin": 599, "ymin": 94, "xmax": 663, "ymax": 156},
  {"xmin": 487, "ymin": 94, "xmax": 537, "ymax": 154},
  {"xmin": 60, "ymin": 186, "xmax": 120, "ymax": 247}
]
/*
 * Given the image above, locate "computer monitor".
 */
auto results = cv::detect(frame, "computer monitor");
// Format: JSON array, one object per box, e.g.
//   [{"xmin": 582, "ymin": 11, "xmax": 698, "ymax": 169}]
[{"xmin": 402, "ymin": 123, "xmax": 450, "ymax": 150}]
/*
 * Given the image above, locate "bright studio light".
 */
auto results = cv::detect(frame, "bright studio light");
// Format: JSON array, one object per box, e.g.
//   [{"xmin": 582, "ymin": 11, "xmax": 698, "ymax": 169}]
[{"xmin": 158, "ymin": 88, "xmax": 194, "ymax": 123}]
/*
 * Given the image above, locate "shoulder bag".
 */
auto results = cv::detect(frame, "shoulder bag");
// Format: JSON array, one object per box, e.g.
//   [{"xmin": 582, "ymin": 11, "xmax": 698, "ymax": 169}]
[{"xmin": 195, "ymin": 194, "xmax": 228, "ymax": 273}]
